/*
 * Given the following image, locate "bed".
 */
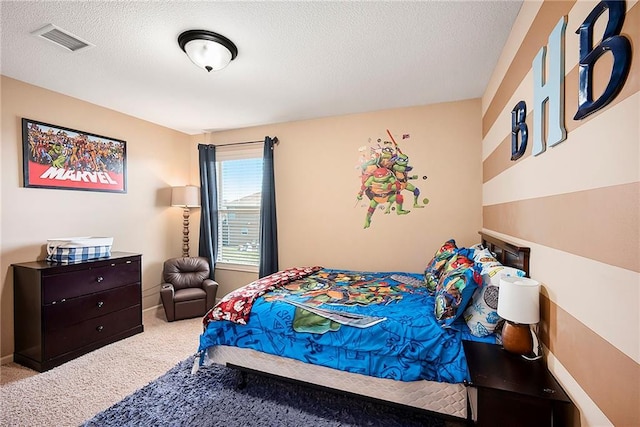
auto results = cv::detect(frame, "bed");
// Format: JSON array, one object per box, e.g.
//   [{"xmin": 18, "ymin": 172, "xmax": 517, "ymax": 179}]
[{"xmin": 196, "ymin": 232, "xmax": 531, "ymax": 421}]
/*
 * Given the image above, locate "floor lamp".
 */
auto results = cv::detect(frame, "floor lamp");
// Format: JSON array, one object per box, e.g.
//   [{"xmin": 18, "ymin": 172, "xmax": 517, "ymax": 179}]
[{"xmin": 171, "ymin": 185, "xmax": 200, "ymax": 257}]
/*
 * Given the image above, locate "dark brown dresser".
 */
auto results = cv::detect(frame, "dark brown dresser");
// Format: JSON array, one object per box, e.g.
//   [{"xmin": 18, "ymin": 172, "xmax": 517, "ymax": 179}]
[{"xmin": 12, "ymin": 252, "xmax": 144, "ymax": 372}]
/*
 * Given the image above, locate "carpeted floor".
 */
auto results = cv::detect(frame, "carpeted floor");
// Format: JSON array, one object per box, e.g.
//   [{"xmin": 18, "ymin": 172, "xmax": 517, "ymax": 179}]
[
  {"xmin": 1, "ymin": 308, "xmax": 465, "ymax": 427},
  {"xmin": 83, "ymin": 355, "xmax": 459, "ymax": 427},
  {"xmin": 0, "ymin": 309, "xmax": 203, "ymax": 427}
]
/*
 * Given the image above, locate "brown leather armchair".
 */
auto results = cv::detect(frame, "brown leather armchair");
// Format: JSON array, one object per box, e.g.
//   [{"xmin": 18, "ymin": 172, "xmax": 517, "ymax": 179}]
[{"xmin": 160, "ymin": 257, "xmax": 218, "ymax": 322}]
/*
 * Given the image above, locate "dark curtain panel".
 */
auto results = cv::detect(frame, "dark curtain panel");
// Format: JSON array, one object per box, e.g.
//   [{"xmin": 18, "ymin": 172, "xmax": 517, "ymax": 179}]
[
  {"xmin": 198, "ymin": 144, "xmax": 218, "ymax": 280},
  {"xmin": 258, "ymin": 136, "xmax": 279, "ymax": 278}
]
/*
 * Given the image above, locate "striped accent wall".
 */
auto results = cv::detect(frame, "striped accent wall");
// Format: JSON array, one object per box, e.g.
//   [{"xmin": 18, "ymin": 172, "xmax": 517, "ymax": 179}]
[{"xmin": 482, "ymin": 1, "xmax": 639, "ymax": 426}]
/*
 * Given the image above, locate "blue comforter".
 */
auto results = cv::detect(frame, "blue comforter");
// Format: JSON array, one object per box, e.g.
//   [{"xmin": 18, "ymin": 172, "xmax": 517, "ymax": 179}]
[{"xmin": 198, "ymin": 269, "xmax": 495, "ymax": 383}]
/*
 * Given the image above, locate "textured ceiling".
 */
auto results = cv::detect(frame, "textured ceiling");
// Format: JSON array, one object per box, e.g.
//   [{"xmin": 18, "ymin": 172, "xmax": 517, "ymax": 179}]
[{"xmin": 0, "ymin": 1, "xmax": 522, "ymax": 135}]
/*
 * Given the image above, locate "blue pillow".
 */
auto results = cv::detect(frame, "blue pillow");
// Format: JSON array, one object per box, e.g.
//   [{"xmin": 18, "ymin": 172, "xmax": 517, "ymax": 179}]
[
  {"xmin": 434, "ymin": 252, "xmax": 482, "ymax": 327},
  {"xmin": 424, "ymin": 239, "xmax": 458, "ymax": 294}
]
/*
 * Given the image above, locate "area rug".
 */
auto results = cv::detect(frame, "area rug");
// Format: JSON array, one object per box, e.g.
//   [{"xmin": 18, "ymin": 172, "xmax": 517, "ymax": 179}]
[{"xmin": 82, "ymin": 355, "xmax": 460, "ymax": 427}]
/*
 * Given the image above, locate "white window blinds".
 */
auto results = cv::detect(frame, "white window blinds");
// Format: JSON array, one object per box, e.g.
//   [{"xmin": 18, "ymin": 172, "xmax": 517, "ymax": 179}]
[{"xmin": 215, "ymin": 143, "xmax": 263, "ymax": 267}]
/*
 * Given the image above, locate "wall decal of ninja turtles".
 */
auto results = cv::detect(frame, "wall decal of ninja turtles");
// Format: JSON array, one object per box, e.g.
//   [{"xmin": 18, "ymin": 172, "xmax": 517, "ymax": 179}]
[{"xmin": 356, "ymin": 130, "xmax": 428, "ymax": 228}]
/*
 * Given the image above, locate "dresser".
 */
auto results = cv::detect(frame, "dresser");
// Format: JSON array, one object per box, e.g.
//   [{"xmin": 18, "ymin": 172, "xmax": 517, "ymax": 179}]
[{"xmin": 12, "ymin": 252, "xmax": 144, "ymax": 372}]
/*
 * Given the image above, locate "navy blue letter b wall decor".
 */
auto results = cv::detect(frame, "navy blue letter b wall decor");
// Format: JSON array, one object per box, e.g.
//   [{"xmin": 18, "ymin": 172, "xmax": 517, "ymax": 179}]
[
  {"xmin": 511, "ymin": 101, "xmax": 528, "ymax": 161},
  {"xmin": 574, "ymin": 0, "xmax": 632, "ymax": 120}
]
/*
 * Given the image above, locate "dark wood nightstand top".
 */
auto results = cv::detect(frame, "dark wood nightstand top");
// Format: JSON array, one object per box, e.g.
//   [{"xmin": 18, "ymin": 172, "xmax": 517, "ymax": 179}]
[{"xmin": 463, "ymin": 340, "xmax": 571, "ymax": 403}]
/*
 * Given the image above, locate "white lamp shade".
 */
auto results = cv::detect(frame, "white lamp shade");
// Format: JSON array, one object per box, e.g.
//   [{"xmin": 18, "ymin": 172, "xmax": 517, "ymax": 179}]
[
  {"xmin": 497, "ymin": 276, "xmax": 540, "ymax": 324},
  {"xmin": 171, "ymin": 185, "xmax": 200, "ymax": 208},
  {"xmin": 184, "ymin": 39, "xmax": 232, "ymax": 71}
]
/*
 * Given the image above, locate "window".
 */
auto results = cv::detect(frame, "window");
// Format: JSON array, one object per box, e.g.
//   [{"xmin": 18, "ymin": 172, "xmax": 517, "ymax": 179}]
[{"xmin": 215, "ymin": 144, "xmax": 263, "ymax": 269}]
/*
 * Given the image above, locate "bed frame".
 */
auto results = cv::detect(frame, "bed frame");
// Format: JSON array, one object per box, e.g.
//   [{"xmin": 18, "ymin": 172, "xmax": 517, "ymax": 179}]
[{"xmin": 202, "ymin": 232, "xmax": 530, "ymax": 421}]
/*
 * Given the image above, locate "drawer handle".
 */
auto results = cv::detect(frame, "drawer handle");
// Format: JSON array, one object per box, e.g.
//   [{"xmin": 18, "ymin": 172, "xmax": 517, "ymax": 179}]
[
  {"xmin": 96, "ymin": 276, "xmax": 104, "ymax": 283},
  {"xmin": 97, "ymin": 301, "xmax": 104, "ymax": 308},
  {"xmin": 96, "ymin": 326, "xmax": 104, "ymax": 332}
]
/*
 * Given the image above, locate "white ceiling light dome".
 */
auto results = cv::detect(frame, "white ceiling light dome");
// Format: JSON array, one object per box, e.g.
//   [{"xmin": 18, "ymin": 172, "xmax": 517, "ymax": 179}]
[{"xmin": 178, "ymin": 30, "xmax": 238, "ymax": 72}]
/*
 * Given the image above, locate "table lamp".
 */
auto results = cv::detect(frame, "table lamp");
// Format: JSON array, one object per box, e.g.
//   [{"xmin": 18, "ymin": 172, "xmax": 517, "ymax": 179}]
[
  {"xmin": 497, "ymin": 276, "xmax": 541, "ymax": 358},
  {"xmin": 171, "ymin": 185, "xmax": 200, "ymax": 257}
]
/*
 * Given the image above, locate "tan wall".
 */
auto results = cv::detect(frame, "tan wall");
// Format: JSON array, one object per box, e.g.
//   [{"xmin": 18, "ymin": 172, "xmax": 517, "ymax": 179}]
[
  {"xmin": 0, "ymin": 76, "xmax": 193, "ymax": 363},
  {"xmin": 194, "ymin": 99, "xmax": 483, "ymax": 296},
  {"xmin": 481, "ymin": 1, "xmax": 639, "ymax": 426}
]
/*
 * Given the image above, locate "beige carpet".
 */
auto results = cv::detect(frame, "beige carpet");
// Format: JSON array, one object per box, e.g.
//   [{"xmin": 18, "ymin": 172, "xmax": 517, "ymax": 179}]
[{"xmin": 0, "ymin": 308, "xmax": 203, "ymax": 427}]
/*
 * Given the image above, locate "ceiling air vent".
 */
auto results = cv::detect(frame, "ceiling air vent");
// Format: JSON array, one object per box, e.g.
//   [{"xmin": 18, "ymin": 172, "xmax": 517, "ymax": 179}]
[{"xmin": 31, "ymin": 24, "xmax": 93, "ymax": 52}]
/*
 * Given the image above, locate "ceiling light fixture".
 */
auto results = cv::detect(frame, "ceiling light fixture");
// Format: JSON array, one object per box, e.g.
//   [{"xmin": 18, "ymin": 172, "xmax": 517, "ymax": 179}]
[{"xmin": 178, "ymin": 30, "xmax": 238, "ymax": 72}]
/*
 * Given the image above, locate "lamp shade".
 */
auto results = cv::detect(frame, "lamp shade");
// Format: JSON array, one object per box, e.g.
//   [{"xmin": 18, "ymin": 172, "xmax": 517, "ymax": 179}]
[
  {"xmin": 497, "ymin": 276, "xmax": 540, "ymax": 324},
  {"xmin": 171, "ymin": 185, "xmax": 200, "ymax": 208}
]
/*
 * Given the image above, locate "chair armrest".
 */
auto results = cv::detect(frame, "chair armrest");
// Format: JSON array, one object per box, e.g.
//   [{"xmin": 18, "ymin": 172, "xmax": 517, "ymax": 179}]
[
  {"xmin": 202, "ymin": 279, "xmax": 218, "ymax": 310},
  {"xmin": 160, "ymin": 283, "xmax": 176, "ymax": 321},
  {"xmin": 160, "ymin": 282, "xmax": 175, "ymax": 297}
]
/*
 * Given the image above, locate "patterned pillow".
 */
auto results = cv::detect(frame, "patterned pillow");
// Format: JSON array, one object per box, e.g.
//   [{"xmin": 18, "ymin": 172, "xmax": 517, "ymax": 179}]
[
  {"xmin": 434, "ymin": 251, "xmax": 482, "ymax": 327},
  {"xmin": 424, "ymin": 239, "xmax": 458, "ymax": 294},
  {"xmin": 463, "ymin": 253, "xmax": 526, "ymax": 337},
  {"xmin": 472, "ymin": 247, "xmax": 498, "ymax": 268}
]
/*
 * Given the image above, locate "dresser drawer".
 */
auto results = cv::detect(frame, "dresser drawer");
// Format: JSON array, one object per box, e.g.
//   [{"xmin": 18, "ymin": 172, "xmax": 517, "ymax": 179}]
[
  {"xmin": 45, "ymin": 304, "xmax": 141, "ymax": 359},
  {"xmin": 42, "ymin": 259, "xmax": 140, "ymax": 304},
  {"xmin": 44, "ymin": 283, "xmax": 141, "ymax": 332}
]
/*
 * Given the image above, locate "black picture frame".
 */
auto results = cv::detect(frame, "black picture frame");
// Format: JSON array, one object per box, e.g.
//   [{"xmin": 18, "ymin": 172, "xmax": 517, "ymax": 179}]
[{"xmin": 22, "ymin": 118, "xmax": 127, "ymax": 193}]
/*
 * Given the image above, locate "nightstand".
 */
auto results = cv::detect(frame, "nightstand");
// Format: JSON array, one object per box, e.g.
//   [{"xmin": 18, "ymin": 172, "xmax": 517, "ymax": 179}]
[{"xmin": 463, "ymin": 340, "xmax": 572, "ymax": 427}]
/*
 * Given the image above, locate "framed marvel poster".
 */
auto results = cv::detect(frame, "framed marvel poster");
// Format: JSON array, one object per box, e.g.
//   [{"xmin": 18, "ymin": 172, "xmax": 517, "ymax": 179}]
[{"xmin": 22, "ymin": 118, "xmax": 127, "ymax": 193}]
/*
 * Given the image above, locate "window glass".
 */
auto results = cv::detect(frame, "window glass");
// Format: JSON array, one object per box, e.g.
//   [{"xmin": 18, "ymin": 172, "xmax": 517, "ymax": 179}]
[{"xmin": 216, "ymin": 144, "xmax": 262, "ymax": 267}]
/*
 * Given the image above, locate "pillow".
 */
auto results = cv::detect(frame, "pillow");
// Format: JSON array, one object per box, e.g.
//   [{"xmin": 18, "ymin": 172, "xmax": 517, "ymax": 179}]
[
  {"xmin": 483, "ymin": 264, "xmax": 526, "ymax": 286},
  {"xmin": 463, "ymin": 261, "xmax": 526, "ymax": 337},
  {"xmin": 434, "ymin": 252, "xmax": 482, "ymax": 327},
  {"xmin": 424, "ymin": 239, "xmax": 458, "ymax": 294},
  {"xmin": 472, "ymin": 247, "xmax": 498, "ymax": 267}
]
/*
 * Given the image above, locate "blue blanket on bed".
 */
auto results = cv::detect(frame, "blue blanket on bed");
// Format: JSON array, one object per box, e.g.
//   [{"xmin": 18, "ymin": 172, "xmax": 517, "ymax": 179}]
[{"xmin": 198, "ymin": 269, "xmax": 495, "ymax": 383}]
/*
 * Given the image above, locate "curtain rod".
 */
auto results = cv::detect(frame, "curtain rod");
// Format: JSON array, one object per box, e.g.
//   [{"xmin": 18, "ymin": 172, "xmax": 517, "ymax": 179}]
[{"xmin": 208, "ymin": 136, "xmax": 279, "ymax": 147}]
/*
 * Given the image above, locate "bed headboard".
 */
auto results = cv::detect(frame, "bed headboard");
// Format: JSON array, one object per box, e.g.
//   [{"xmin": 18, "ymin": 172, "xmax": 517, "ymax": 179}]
[{"xmin": 479, "ymin": 232, "xmax": 530, "ymax": 277}]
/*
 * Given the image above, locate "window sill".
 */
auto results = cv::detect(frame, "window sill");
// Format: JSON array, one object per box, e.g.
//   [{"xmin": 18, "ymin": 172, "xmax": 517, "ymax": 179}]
[{"xmin": 215, "ymin": 262, "xmax": 259, "ymax": 274}]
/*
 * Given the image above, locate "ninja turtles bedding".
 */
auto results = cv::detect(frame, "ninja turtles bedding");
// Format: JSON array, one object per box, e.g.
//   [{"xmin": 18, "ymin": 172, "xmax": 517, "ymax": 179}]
[{"xmin": 198, "ymin": 266, "xmax": 496, "ymax": 384}]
